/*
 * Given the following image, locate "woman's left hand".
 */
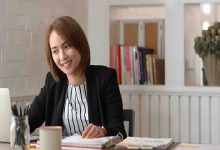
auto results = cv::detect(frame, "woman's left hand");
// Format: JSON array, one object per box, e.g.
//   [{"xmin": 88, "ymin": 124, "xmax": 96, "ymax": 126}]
[{"xmin": 81, "ymin": 123, "xmax": 107, "ymax": 138}]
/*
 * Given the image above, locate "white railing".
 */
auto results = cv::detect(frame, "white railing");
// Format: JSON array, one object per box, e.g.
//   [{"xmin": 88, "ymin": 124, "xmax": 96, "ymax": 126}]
[
  {"xmin": 120, "ymin": 85, "xmax": 220, "ymax": 144},
  {"xmin": 11, "ymin": 86, "xmax": 220, "ymax": 144}
]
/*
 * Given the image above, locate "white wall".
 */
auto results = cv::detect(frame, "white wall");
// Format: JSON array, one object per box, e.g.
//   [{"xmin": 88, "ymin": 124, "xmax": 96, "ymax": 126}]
[
  {"xmin": 110, "ymin": 5, "xmax": 165, "ymax": 46},
  {"xmin": 110, "ymin": 5, "xmax": 165, "ymax": 20},
  {"xmin": 165, "ymin": 0, "xmax": 185, "ymax": 86},
  {"xmin": 0, "ymin": 0, "xmax": 88, "ymax": 97},
  {"xmin": 87, "ymin": 0, "xmax": 109, "ymax": 66},
  {"xmin": 109, "ymin": 0, "xmax": 165, "ymax": 6},
  {"xmin": 184, "ymin": 4, "xmax": 201, "ymax": 86}
]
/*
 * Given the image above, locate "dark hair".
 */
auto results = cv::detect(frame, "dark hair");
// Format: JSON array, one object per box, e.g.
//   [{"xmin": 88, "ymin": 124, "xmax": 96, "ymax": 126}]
[{"xmin": 45, "ymin": 16, "xmax": 90, "ymax": 81}]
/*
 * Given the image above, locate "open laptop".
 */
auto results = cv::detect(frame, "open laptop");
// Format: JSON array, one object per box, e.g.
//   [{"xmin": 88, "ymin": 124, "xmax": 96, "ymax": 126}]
[
  {"xmin": 0, "ymin": 88, "xmax": 12, "ymax": 143},
  {"xmin": 0, "ymin": 88, "xmax": 39, "ymax": 143}
]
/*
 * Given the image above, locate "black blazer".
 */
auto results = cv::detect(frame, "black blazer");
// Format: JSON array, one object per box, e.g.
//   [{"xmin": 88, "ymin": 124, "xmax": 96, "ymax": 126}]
[{"xmin": 28, "ymin": 65, "xmax": 127, "ymax": 139}]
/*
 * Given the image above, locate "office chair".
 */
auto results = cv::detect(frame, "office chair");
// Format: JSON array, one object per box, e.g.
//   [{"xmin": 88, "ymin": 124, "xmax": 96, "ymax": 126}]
[{"xmin": 123, "ymin": 109, "xmax": 135, "ymax": 136}]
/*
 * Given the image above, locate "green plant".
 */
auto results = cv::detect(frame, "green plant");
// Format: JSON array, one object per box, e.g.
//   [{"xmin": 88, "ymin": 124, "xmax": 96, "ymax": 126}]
[{"xmin": 194, "ymin": 22, "xmax": 220, "ymax": 58}]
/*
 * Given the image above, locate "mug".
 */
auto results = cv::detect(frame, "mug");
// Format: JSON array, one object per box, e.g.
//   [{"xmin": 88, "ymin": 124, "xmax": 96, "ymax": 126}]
[{"xmin": 39, "ymin": 126, "xmax": 62, "ymax": 150}]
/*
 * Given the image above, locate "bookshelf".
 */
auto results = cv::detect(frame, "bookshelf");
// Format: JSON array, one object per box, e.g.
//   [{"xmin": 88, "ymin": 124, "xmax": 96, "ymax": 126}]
[
  {"xmin": 110, "ymin": 15, "xmax": 165, "ymax": 85},
  {"xmin": 108, "ymin": 1, "xmax": 186, "ymax": 86}
]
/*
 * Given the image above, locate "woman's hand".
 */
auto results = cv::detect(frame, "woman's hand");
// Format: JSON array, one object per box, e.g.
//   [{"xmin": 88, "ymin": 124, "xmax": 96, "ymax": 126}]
[{"xmin": 82, "ymin": 123, "xmax": 107, "ymax": 138}]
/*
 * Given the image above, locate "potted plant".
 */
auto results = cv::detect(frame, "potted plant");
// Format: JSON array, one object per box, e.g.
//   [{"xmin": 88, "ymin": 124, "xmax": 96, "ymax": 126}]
[{"xmin": 194, "ymin": 22, "xmax": 220, "ymax": 86}]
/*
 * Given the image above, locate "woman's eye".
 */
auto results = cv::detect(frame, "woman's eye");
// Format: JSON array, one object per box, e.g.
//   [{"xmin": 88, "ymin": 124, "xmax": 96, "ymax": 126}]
[
  {"xmin": 64, "ymin": 44, "xmax": 70, "ymax": 49},
  {"xmin": 52, "ymin": 49, "xmax": 58, "ymax": 54}
]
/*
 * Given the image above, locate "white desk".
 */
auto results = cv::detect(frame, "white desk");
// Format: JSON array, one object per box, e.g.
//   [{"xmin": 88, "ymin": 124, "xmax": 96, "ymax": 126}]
[
  {"xmin": 3, "ymin": 142, "xmax": 220, "ymax": 150},
  {"xmin": 0, "ymin": 143, "xmax": 10, "ymax": 150},
  {"xmin": 0, "ymin": 143, "xmax": 37, "ymax": 150},
  {"xmin": 174, "ymin": 143, "xmax": 220, "ymax": 150}
]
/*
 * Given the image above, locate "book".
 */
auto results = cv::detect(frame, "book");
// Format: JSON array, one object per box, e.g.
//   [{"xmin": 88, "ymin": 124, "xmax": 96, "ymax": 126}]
[
  {"xmin": 110, "ymin": 45, "xmax": 121, "ymax": 84},
  {"xmin": 117, "ymin": 137, "xmax": 173, "ymax": 149},
  {"xmin": 138, "ymin": 47, "xmax": 154, "ymax": 84},
  {"xmin": 61, "ymin": 134, "xmax": 122, "ymax": 150},
  {"xmin": 154, "ymin": 58, "xmax": 165, "ymax": 85}
]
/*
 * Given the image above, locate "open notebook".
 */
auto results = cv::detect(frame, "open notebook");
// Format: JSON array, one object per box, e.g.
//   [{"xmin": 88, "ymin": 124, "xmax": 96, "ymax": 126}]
[
  {"xmin": 117, "ymin": 137, "xmax": 174, "ymax": 149},
  {"xmin": 62, "ymin": 134, "xmax": 123, "ymax": 149}
]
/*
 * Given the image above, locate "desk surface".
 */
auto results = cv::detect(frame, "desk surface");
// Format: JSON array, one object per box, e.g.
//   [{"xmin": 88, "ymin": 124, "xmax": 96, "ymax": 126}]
[
  {"xmin": 0, "ymin": 143, "xmax": 9, "ymax": 150},
  {"xmin": 1, "ymin": 142, "xmax": 220, "ymax": 150},
  {"xmin": 174, "ymin": 143, "xmax": 220, "ymax": 150},
  {"xmin": 0, "ymin": 143, "xmax": 37, "ymax": 150}
]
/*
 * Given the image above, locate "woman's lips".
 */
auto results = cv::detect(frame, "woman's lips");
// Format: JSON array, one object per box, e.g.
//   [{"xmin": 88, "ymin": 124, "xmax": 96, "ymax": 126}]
[{"xmin": 61, "ymin": 60, "xmax": 72, "ymax": 68}]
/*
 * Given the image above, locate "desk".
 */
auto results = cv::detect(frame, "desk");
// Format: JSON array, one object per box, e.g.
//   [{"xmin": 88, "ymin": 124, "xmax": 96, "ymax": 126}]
[
  {"xmin": 0, "ymin": 143, "xmax": 10, "ymax": 150},
  {"xmin": 0, "ymin": 143, "xmax": 37, "ymax": 150},
  {"xmin": 3, "ymin": 142, "xmax": 220, "ymax": 150},
  {"xmin": 173, "ymin": 143, "xmax": 220, "ymax": 150},
  {"xmin": 0, "ymin": 143, "xmax": 174, "ymax": 150}
]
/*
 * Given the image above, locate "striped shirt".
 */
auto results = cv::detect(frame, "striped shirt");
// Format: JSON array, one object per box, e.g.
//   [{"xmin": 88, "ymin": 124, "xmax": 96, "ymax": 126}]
[{"xmin": 62, "ymin": 82, "xmax": 89, "ymax": 136}]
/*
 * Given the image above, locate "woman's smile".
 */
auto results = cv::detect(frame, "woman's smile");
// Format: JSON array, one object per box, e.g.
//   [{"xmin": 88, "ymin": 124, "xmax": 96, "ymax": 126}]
[{"xmin": 61, "ymin": 60, "xmax": 72, "ymax": 68}]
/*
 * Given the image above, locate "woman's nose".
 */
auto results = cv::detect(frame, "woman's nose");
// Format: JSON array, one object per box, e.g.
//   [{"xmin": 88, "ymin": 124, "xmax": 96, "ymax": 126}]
[{"xmin": 60, "ymin": 50, "xmax": 67, "ymax": 60}]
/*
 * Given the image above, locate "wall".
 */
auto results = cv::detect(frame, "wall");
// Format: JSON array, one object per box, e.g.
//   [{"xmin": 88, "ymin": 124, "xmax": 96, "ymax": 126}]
[
  {"xmin": 110, "ymin": 5, "xmax": 165, "ymax": 46},
  {"xmin": 110, "ymin": 5, "xmax": 165, "ymax": 20},
  {"xmin": 184, "ymin": 4, "xmax": 201, "ymax": 86},
  {"xmin": 0, "ymin": 0, "xmax": 88, "ymax": 97},
  {"xmin": 87, "ymin": 0, "xmax": 109, "ymax": 66}
]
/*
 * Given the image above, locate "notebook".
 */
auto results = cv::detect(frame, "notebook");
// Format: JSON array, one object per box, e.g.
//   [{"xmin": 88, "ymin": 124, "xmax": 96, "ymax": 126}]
[
  {"xmin": 117, "ymin": 137, "xmax": 174, "ymax": 149},
  {"xmin": 62, "ymin": 134, "xmax": 123, "ymax": 149},
  {"xmin": 0, "ymin": 88, "xmax": 12, "ymax": 143}
]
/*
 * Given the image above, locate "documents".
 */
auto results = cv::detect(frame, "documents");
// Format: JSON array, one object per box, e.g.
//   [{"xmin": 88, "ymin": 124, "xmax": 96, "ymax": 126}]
[
  {"xmin": 117, "ymin": 137, "xmax": 174, "ymax": 149},
  {"xmin": 61, "ymin": 134, "xmax": 122, "ymax": 149}
]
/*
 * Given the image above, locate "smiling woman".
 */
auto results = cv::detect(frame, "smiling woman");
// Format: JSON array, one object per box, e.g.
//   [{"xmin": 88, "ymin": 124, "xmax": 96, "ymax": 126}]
[{"xmin": 27, "ymin": 16, "xmax": 127, "ymax": 140}]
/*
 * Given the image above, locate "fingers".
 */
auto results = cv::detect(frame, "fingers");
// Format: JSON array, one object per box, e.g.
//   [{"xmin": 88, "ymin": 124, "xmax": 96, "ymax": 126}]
[
  {"xmin": 82, "ymin": 124, "xmax": 93, "ymax": 138},
  {"xmin": 82, "ymin": 124, "xmax": 106, "ymax": 138}
]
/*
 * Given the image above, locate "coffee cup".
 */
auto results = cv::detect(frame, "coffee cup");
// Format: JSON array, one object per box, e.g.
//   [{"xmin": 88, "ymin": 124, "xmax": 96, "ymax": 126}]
[{"xmin": 39, "ymin": 126, "xmax": 62, "ymax": 150}]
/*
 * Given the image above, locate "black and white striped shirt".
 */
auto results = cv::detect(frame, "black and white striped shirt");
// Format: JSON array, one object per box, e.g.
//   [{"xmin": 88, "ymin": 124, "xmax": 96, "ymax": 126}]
[{"xmin": 62, "ymin": 82, "xmax": 89, "ymax": 136}]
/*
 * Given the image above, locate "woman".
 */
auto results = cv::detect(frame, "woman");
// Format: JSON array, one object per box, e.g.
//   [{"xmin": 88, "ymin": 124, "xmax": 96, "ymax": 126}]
[{"xmin": 28, "ymin": 16, "xmax": 127, "ymax": 139}]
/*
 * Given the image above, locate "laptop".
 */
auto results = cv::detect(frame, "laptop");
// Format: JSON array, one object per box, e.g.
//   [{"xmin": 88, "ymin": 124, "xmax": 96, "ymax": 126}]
[{"xmin": 0, "ymin": 88, "xmax": 12, "ymax": 143}]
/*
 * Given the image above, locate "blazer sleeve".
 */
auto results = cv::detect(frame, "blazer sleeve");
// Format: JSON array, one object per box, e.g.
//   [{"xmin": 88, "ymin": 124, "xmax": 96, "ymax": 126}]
[
  {"xmin": 28, "ymin": 73, "xmax": 50, "ymax": 133},
  {"xmin": 101, "ymin": 69, "xmax": 127, "ymax": 139}
]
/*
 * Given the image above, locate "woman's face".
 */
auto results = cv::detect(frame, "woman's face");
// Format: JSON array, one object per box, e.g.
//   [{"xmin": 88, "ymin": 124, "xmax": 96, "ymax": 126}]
[{"xmin": 49, "ymin": 30, "xmax": 81, "ymax": 77}]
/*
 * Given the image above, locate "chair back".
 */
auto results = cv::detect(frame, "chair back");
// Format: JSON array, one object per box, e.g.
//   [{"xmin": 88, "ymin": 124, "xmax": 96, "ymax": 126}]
[{"xmin": 123, "ymin": 109, "xmax": 135, "ymax": 136}]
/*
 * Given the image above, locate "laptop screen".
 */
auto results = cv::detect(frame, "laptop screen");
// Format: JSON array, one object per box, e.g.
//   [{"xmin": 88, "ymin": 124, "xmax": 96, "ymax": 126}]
[{"xmin": 0, "ymin": 88, "xmax": 12, "ymax": 142}]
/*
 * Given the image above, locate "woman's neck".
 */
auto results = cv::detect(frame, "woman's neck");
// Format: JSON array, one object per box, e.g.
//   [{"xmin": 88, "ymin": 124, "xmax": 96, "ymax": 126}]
[{"xmin": 67, "ymin": 73, "xmax": 86, "ymax": 86}]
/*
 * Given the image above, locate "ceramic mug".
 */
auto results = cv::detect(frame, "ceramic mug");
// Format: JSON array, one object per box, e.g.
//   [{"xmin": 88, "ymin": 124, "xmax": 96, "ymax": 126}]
[{"xmin": 39, "ymin": 126, "xmax": 62, "ymax": 150}]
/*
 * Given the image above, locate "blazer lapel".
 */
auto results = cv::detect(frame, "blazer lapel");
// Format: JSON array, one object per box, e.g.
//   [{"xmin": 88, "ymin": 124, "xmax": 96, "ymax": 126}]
[{"xmin": 51, "ymin": 78, "xmax": 68, "ymax": 126}]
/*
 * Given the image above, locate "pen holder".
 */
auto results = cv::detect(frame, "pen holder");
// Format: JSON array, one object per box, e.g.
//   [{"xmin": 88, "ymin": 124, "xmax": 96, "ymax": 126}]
[{"xmin": 10, "ymin": 115, "xmax": 30, "ymax": 150}]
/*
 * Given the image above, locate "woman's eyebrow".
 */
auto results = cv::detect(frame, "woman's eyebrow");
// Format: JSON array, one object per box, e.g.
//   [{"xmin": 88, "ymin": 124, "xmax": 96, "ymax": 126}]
[
  {"xmin": 51, "ymin": 46, "xmax": 58, "ymax": 50},
  {"xmin": 61, "ymin": 41, "xmax": 69, "ymax": 46},
  {"xmin": 51, "ymin": 41, "xmax": 67, "ymax": 50}
]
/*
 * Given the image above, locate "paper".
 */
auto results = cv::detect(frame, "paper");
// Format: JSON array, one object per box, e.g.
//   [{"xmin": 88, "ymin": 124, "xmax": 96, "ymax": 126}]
[
  {"xmin": 117, "ymin": 137, "xmax": 174, "ymax": 149},
  {"xmin": 62, "ymin": 134, "xmax": 122, "ymax": 149}
]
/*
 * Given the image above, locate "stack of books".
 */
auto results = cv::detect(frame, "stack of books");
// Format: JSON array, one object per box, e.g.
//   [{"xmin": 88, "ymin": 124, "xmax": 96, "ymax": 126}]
[{"xmin": 61, "ymin": 134, "xmax": 122, "ymax": 150}]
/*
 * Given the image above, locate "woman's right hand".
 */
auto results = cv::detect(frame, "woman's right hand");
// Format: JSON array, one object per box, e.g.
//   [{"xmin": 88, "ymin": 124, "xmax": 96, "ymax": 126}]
[{"xmin": 81, "ymin": 123, "xmax": 107, "ymax": 138}]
